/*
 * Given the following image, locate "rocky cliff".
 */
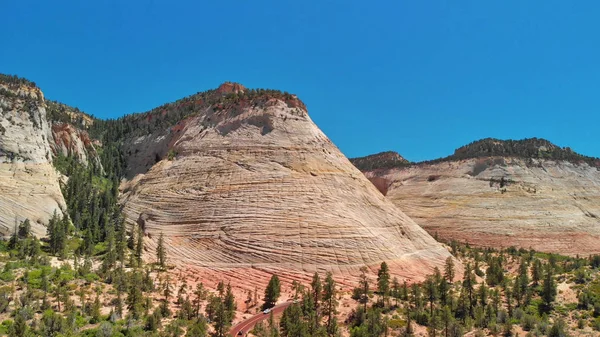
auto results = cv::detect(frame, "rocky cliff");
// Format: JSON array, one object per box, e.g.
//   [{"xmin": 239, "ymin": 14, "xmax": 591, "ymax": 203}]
[
  {"xmin": 118, "ymin": 83, "xmax": 455, "ymax": 283},
  {"xmin": 46, "ymin": 100, "xmax": 102, "ymax": 169},
  {"xmin": 0, "ymin": 75, "xmax": 65, "ymax": 236},
  {"xmin": 354, "ymin": 140, "xmax": 600, "ymax": 256}
]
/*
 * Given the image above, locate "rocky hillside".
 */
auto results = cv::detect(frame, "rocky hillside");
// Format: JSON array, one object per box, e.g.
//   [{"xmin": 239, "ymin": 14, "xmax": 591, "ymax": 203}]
[
  {"xmin": 111, "ymin": 83, "xmax": 454, "ymax": 283},
  {"xmin": 0, "ymin": 75, "xmax": 65, "ymax": 236},
  {"xmin": 424, "ymin": 137, "xmax": 600, "ymax": 167},
  {"xmin": 349, "ymin": 151, "xmax": 410, "ymax": 171},
  {"xmin": 354, "ymin": 139, "xmax": 600, "ymax": 256},
  {"xmin": 45, "ymin": 100, "xmax": 102, "ymax": 169}
]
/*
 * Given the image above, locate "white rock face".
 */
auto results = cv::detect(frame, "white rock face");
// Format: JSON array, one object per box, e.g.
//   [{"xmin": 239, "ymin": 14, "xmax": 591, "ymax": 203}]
[
  {"xmin": 0, "ymin": 83, "xmax": 65, "ymax": 236},
  {"xmin": 363, "ymin": 158, "xmax": 600, "ymax": 256},
  {"xmin": 121, "ymin": 96, "xmax": 456, "ymax": 283}
]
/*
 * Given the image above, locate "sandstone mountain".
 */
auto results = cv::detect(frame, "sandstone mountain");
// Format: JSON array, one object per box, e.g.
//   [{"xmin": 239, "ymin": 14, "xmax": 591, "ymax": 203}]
[
  {"xmin": 0, "ymin": 75, "xmax": 65, "ymax": 236},
  {"xmin": 106, "ymin": 83, "xmax": 455, "ymax": 282},
  {"xmin": 353, "ymin": 138, "xmax": 600, "ymax": 256}
]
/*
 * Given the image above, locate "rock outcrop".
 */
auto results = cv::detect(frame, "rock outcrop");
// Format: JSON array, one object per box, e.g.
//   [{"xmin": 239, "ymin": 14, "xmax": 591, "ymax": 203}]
[
  {"xmin": 46, "ymin": 100, "xmax": 102, "ymax": 169},
  {"xmin": 50, "ymin": 122, "xmax": 101, "ymax": 168},
  {"xmin": 350, "ymin": 151, "xmax": 410, "ymax": 172},
  {"xmin": 120, "ymin": 83, "xmax": 455, "ymax": 283},
  {"xmin": 0, "ymin": 75, "xmax": 65, "ymax": 236},
  {"xmin": 355, "ymin": 141, "xmax": 600, "ymax": 256}
]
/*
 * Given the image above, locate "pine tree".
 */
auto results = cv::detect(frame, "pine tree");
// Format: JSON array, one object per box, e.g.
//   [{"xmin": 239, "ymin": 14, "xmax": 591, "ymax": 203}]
[
  {"xmin": 392, "ymin": 277, "xmax": 401, "ymax": 307},
  {"xmin": 353, "ymin": 266, "xmax": 370, "ymax": 311},
  {"xmin": 8, "ymin": 309, "xmax": 27, "ymax": 337},
  {"xmin": 428, "ymin": 312, "xmax": 440, "ymax": 337},
  {"xmin": 462, "ymin": 263, "xmax": 476, "ymax": 316},
  {"xmin": 424, "ymin": 276, "xmax": 438, "ymax": 316},
  {"xmin": 542, "ymin": 264, "xmax": 557, "ymax": 311},
  {"xmin": 322, "ymin": 272, "xmax": 338, "ymax": 336},
  {"xmin": 224, "ymin": 283, "xmax": 237, "ymax": 323},
  {"xmin": 17, "ymin": 219, "xmax": 31, "ymax": 239},
  {"xmin": 156, "ymin": 232, "xmax": 167, "ymax": 268},
  {"xmin": 441, "ymin": 306, "xmax": 453, "ymax": 337},
  {"xmin": 193, "ymin": 282, "xmax": 208, "ymax": 318},
  {"xmin": 377, "ymin": 262, "xmax": 390, "ymax": 307},
  {"xmin": 187, "ymin": 318, "xmax": 208, "ymax": 337},
  {"xmin": 444, "ymin": 257, "xmax": 455, "ymax": 283},
  {"xmin": 264, "ymin": 275, "xmax": 281, "ymax": 309},
  {"xmin": 531, "ymin": 259, "xmax": 543, "ymax": 286},
  {"xmin": 91, "ymin": 291, "xmax": 102, "ymax": 323},
  {"xmin": 311, "ymin": 272, "xmax": 322, "ymax": 327},
  {"xmin": 126, "ymin": 271, "xmax": 144, "ymax": 319},
  {"xmin": 478, "ymin": 282, "xmax": 488, "ymax": 307},
  {"xmin": 135, "ymin": 224, "xmax": 144, "ymax": 267}
]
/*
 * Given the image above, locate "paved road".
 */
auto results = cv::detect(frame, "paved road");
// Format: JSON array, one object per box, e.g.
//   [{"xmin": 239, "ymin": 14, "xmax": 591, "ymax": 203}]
[{"xmin": 230, "ymin": 301, "xmax": 294, "ymax": 336}]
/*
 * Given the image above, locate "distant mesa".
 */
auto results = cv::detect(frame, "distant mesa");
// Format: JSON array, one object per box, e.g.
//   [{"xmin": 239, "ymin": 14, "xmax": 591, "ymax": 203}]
[{"xmin": 353, "ymin": 138, "xmax": 600, "ymax": 256}]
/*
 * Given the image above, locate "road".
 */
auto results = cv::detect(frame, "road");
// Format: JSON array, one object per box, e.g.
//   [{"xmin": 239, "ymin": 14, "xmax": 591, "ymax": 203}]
[{"xmin": 230, "ymin": 301, "xmax": 294, "ymax": 336}]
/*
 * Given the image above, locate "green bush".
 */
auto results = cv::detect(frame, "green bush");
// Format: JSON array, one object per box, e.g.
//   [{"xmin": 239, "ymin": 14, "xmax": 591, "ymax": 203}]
[
  {"xmin": 0, "ymin": 270, "xmax": 14, "ymax": 282},
  {"xmin": 388, "ymin": 318, "xmax": 406, "ymax": 329},
  {"xmin": 167, "ymin": 149, "xmax": 178, "ymax": 161},
  {"xmin": 521, "ymin": 314, "xmax": 537, "ymax": 331},
  {"xmin": 593, "ymin": 317, "xmax": 600, "ymax": 331}
]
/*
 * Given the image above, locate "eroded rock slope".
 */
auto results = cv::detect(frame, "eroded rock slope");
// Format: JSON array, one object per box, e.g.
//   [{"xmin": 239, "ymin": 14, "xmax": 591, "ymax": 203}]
[
  {"xmin": 0, "ymin": 75, "xmax": 65, "ymax": 236},
  {"xmin": 46, "ymin": 101, "xmax": 102, "ymax": 169},
  {"xmin": 355, "ymin": 140, "xmax": 600, "ymax": 256},
  {"xmin": 120, "ymin": 83, "xmax": 454, "ymax": 282}
]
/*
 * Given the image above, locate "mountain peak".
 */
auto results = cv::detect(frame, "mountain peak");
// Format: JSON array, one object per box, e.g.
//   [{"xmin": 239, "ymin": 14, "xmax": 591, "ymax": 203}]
[
  {"xmin": 350, "ymin": 151, "xmax": 410, "ymax": 171},
  {"xmin": 216, "ymin": 82, "xmax": 247, "ymax": 95}
]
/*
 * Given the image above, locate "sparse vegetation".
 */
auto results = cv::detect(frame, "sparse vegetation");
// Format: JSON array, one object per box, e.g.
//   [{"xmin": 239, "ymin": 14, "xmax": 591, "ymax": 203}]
[
  {"xmin": 350, "ymin": 151, "xmax": 411, "ymax": 171},
  {"xmin": 352, "ymin": 138, "xmax": 600, "ymax": 171}
]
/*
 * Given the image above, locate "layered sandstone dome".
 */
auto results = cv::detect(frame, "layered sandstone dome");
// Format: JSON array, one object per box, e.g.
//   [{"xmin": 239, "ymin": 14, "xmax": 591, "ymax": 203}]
[{"xmin": 120, "ymin": 83, "xmax": 454, "ymax": 281}]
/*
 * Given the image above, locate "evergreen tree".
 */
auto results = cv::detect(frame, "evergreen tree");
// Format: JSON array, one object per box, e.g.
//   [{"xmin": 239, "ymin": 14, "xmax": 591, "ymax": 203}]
[
  {"xmin": 135, "ymin": 224, "xmax": 144, "ymax": 267},
  {"xmin": 17, "ymin": 219, "xmax": 31, "ymax": 239},
  {"xmin": 377, "ymin": 262, "xmax": 390, "ymax": 307},
  {"xmin": 444, "ymin": 257, "xmax": 455, "ymax": 283},
  {"xmin": 424, "ymin": 276, "xmax": 438, "ymax": 316},
  {"xmin": 311, "ymin": 272, "xmax": 322, "ymax": 327},
  {"xmin": 187, "ymin": 318, "xmax": 208, "ymax": 337},
  {"xmin": 264, "ymin": 275, "xmax": 281, "ymax": 309},
  {"xmin": 322, "ymin": 272, "xmax": 338, "ymax": 336},
  {"xmin": 391, "ymin": 277, "xmax": 401, "ymax": 307},
  {"xmin": 542, "ymin": 264, "xmax": 557, "ymax": 311},
  {"xmin": 126, "ymin": 271, "xmax": 144, "ymax": 319},
  {"xmin": 280, "ymin": 304, "xmax": 308, "ymax": 337},
  {"xmin": 353, "ymin": 266, "xmax": 370, "ymax": 311},
  {"xmin": 531, "ymin": 259, "xmax": 543, "ymax": 286},
  {"xmin": 462, "ymin": 263, "xmax": 476, "ymax": 316},
  {"xmin": 441, "ymin": 306, "xmax": 453, "ymax": 337},
  {"xmin": 8, "ymin": 309, "xmax": 28, "ymax": 337},
  {"xmin": 156, "ymin": 232, "xmax": 167, "ymax": 268},
  {"xmin": 193, "ymin": 282, "xmax": 208, "ymax": 318},
  {"xmin": 224, "ymin": 283, "xmax": 237, "ymax": 322}
]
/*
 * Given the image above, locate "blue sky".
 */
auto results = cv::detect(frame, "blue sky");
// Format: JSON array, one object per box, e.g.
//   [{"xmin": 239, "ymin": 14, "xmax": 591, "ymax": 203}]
[{"xmin": 2, "ymin": 1, "xmax": 599, "ymax": 161}]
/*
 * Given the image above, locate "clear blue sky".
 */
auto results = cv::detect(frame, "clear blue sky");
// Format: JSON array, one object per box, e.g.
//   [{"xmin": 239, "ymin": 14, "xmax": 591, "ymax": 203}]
[{"xmin": 2, "ymin": 1, "xmax": 599, "ymax": 161}]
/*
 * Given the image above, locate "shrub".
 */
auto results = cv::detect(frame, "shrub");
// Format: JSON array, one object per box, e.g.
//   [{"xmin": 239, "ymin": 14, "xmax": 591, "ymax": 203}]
[
  {"xmin": 548, "ymin": 319, "xmax": 568, "ymax": 337},
  {"xmin": 521, "ymin": 314, "xmax": 538, "ymax": 331},
  {"xmin": 593, "ymin": 317, "xmax": 600, "ymax": 331},
  {"xmin": 167, "ymin": 149, "xmax": 177, "ymax": 161}
]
